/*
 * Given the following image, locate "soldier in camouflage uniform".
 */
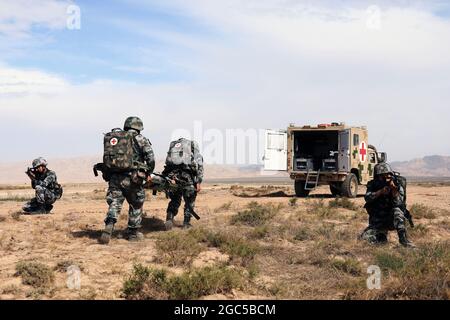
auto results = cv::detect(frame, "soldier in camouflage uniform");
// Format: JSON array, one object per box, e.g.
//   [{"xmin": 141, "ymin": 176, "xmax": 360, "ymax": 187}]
[
  {"xmin": 162, "ymin": 138, "xmax": 204, "ymax": 230},
  {"xmin": 23, "ymin": 158, "xmax": 62, "ymax": 214},
  {"xmin": 99, "ymin": 117, "xmax": 155, "ymax": 244},
  {"xmin": 360, "ymin": 163, "xmax": 415, "ymax": 248}
]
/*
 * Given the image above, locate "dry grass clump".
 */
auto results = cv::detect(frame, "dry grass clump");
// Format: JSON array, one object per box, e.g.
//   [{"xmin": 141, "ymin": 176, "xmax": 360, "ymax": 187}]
[
  {"xmin": 155, "ymin": 231, "xmax": 203, "ymax": 267},
  {"xmin": 122, "ymin": 264, "xmax": 244, "ymax": 300},
  {"xmin": 15, "ymin": 261, "xmax": 55, "ymax": 289},
  {"xmin": 409, "ymin": 204, "xmax": 437, "ymax": 219},
  {"xmin": 231, "ymin": 201, "xmax": 282, "ymax": 226}
]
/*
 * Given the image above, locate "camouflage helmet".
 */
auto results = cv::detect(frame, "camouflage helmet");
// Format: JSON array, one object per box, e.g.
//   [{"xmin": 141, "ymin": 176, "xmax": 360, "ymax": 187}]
[
  {"xmin": 124, "ymin": 116, "xmax": 144, "ymax": 131},
  {"xmin": 374, "ymin": 163, "xmax": 393, "ymax": 176},
  {"xmin": 32, "ymin": 157, "xmax": 48, "ymax": 169}
]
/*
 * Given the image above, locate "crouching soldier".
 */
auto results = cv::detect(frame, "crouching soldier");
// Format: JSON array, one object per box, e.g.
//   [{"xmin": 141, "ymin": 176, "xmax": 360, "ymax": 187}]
[
  {"xmin": 360, "ymin": 163, "xmax": 415, "ymax": 248},
  {"xmin": 162, "ymin": 138, "xmax": 204, "ymax": 230},
  {"xmin": 23, "ymin": 157, "xmax": 63, "ymax": 214},
  {"xmin": 99, "ymin": 116, "xmax": 155, "ymax": 244}
]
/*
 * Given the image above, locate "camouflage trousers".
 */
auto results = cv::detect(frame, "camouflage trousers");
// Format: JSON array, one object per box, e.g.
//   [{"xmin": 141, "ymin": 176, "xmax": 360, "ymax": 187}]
[
  {"xmin": 105, "ymin": 174, "xmax": 145, "ymax": 229},
  {"xmin": 360, "ymin": 207, "xmax": 407, "ymax": 244},
  {"xmin": 23, "ymin": 185, "xmax": 57, "ymax": 213},
  {"xmin": 166, "ymin": 185, "xmax": 197, "ymax": 223}
]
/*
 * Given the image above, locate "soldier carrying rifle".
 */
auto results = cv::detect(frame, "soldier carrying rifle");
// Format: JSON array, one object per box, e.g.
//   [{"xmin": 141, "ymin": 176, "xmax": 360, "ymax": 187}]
[
  {"xmin": 360, "ymin": 163, "xmax": 416, "ymax": 248},
  {"xmin": 23, "ymin": 157, "xmax": 63, "ymax": 215}
]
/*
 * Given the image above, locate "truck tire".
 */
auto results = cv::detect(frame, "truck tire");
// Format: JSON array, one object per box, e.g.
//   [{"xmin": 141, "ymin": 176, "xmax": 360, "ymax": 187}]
[
  {"xmin": 294, "ymin": 180, "xmax": 310, "ymax": 197},
  {"xmin": 341, "ymin": 173, "xmax": 358, "ymax": 198},
  {"xmin": 329, "ymin": 183, "xmax": 342, "ymax": 197}
]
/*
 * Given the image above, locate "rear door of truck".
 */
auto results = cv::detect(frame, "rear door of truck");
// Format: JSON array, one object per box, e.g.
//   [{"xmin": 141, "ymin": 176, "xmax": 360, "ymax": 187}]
[
  {"xmin": 263, "ymin": 129, "xmax": 287, "ymax": 171},
  {"xmin": 338, "ymin": 129, "xmax": 351, "ymax": 172}
]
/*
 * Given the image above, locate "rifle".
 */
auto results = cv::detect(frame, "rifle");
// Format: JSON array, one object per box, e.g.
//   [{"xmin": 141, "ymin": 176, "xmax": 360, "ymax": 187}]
[
  {"xmin": 145, "ymin": 172, "xmax": 201, "ymax": 220},
  {"xmin": 391, "ymin": 174, "xmax": 414, "ymax": 228}
]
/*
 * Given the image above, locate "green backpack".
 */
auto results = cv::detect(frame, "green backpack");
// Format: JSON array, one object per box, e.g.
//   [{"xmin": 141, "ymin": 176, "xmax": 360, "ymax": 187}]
[{"xmin": 103, "ymin": 128, "xmax": 135, "ymax": 172}]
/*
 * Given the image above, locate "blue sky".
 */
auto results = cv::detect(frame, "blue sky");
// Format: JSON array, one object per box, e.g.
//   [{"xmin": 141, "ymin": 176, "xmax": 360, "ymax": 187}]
[{"xmin": 1, "ymin": 0, "xmax": 450, "ymax": 162}]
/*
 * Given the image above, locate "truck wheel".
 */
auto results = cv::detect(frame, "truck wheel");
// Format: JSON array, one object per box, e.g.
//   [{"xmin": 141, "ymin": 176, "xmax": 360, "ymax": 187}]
[
  {"xmin": 294, "ymin": 181, "xmax": 310, "ymax": 197},
  {"xmin": 341, "ymin": 174, "xmax": 358, "ymax": 198},
  {"xmin": 329, "ymin": 183, "xmax": 342, "ymax": 197}
]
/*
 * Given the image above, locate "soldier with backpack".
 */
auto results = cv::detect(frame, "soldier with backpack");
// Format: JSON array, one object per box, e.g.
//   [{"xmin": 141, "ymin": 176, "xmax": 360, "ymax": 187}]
[
  {"xmin": 162, "ymin": 137, "xmax": 204, "ymax": 230},
  {"xmin": 98, "ymin": 116, "xmax": 155, "ymax": 244},
  {"xmin": 23, "ymin": 157, "xmax": 63, "ymax": 214},
  {"xmin": 359, "ymin": 163, "xmax": 416, "ymax": 248}
]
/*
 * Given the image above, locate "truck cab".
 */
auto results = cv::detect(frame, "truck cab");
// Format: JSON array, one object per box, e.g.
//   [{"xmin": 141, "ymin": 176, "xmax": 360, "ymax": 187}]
[{"xmin": 264, "ymin": 122, "xmax": 387, "ymax": 198}]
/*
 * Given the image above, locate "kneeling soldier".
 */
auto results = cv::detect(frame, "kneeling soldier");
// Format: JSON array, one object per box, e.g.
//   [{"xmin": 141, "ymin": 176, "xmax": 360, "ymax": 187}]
[{"xmin": 23, "ymin": 157, "xmax": 63, "ymax": 214}]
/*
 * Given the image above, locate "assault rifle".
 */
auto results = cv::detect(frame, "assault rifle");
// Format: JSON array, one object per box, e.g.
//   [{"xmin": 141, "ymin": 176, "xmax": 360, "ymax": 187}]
[
  {"xmin": 390, "ymin": 174, "xmax": 414, "ymax": 228},
  {"xmin": 145, "ymin": 173, "xmax": 200, "ymax": 220}
]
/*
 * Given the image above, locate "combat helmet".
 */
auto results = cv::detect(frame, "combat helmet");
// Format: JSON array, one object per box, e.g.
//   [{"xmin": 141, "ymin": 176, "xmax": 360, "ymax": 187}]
[
  {"xmin": 124, "ymin": 116, "xmax": 144, "ymax": 132},
  {"xmin": 374, "ymin": 163, "xmax": 393, "ymax": 176},
  {"xmin": 32, "ymin": 157, "xmax": 48, "ymax": 169}
]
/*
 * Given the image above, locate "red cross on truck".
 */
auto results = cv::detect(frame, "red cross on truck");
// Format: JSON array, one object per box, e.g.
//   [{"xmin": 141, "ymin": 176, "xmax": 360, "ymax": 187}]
[{"xmin": 263, "ymin": 122, "xmax": 387, "ymax": 198}]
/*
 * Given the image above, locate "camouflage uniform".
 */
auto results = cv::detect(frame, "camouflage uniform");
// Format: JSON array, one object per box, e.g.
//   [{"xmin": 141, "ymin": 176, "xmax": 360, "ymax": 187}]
[
  {"xmin": 105, "ymin": 129, "xmax": 155, "ymax": 230},
  {"xmin": 163, "ymin": 139, "xmax": 204, "ymax": 228},
  {"xmin": 23, "ymin": 169, "xmax": 60, "ymax": 214},
  {"xmin": 360, "ymin": 178, "xmax": 407, "ymax": 244}
]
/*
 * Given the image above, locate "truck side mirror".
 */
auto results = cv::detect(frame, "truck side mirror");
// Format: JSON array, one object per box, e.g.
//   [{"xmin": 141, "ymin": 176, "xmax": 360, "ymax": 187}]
[{"xmin": 378, "ymin": 152, "xmax": 387, "ymax": 163}]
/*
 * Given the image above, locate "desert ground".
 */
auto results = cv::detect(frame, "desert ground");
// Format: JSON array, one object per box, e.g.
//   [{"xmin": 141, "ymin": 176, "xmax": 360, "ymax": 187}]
[{"xmin": 0, "ymin": 181, "xmax": 449, "ymax": 300}]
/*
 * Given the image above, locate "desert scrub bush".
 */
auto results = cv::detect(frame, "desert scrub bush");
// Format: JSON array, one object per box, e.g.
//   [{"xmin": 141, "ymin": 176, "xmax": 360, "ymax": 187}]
[
  {"xmin": 231, "ymin": 201, "xmax": 282, "ymax": 226},
  {"xmin": 248, "ymin": 225, "xmax": 270, "ymax": 239},
  {"xmin": 330, "ymin": 258, "xmax": 361, "ymax": 276},
  {"xmin": 307, "ymin": 200, "xmax": 337, "ymax": 217},
  {"xmin": 409, "ymin": 204, "xmax": 436, "ymax": 219},
  {"xmin": 214, "ymin": 201, "xmax": 233, "ymax": 213},
  {"xmin": 122, "ymin": 264, "xmax": 243, "ymax": 300},
  {"xmin": 328, "ymin": 198, "xmax": 358, "ymax": 210},
  {"xmin": 10, "ymin": 211, "xmax": 23, "ymax": 221},
  {"xmin": 155, "ymin": 231, "xmax": 203, "ymax": 267},
  {"xmin": 199, "ymin": 230, "xmax": 259, "ymax": 265},
  {"xmin": 0, "ymin": 216, "xmax": 6, "ymax": 222},
  {"xmin": 1, "ymin": 284, "xmax": 20, "ymax": 295},
  {"xmin": 369, "ymin": 242, "xmax": 450, "ymax": 299},
  {"xmin": 293, "ymin": 226, "xmax": 313, "ymax": 241},
  {"xmin": 314, "ymin": 223, "xmax": 351, "ymax": 241},
  {"xmin": 15, "ymin": 261, "xmax": 55, "ymax": 288}
]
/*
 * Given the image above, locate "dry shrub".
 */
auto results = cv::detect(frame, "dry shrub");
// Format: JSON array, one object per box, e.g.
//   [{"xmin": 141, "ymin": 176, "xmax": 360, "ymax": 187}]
[
  {"xmin": 328, "ymin": 198, "xmax": 358, "ymax": 211},
  {"xmin": 307, "ymin": 200, "xmax": 337, "ymax": 217},
  {"xmin": 231, "ymin": 201, "xmax": 282, "ymax": 226},
  {"xmin": 122, "ymin": 264, "xmax": 243, "ymax": 300},
  {"xmin": 409, "ymin": 204, "xmax": 437, "ymax": 219},
  {"xmin": 15, "ymin": 261, "xmax": 55, "ymax": 289},
  {"xmin": 155, "ymin": 231, "xmax": 203, "ymax": 267}
]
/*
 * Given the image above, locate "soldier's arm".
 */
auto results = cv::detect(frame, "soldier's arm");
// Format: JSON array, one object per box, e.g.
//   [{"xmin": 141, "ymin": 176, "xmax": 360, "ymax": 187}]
[
  {"xmin": 364, "ymin": 181, "xmax": 386, "ymax": 204},
  {"xmin": 38, "ymin": 171, "xmax": 57, "ymax": 188},
  {"xmin": 196, "ymin": 155, "xmax": 204, "ymax": 184},
  {"xmin": 136, "ymin": 135, "xmax": 155, "ymax": 173},
  {"xmin": 392, "ymin": 184, "xmax": 405, "ymax": 208}
]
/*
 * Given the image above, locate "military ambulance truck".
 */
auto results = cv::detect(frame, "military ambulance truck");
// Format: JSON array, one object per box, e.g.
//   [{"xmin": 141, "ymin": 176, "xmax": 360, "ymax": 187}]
[{"xmin": 263, "ymin": 122, "xmax": 387, "ymax": 198}]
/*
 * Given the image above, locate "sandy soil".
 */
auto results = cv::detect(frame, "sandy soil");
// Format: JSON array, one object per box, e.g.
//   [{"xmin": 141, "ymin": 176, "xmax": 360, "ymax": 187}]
[{"xmin": 0, "ymin": 182, "xmax": 449, "ymax": 300}]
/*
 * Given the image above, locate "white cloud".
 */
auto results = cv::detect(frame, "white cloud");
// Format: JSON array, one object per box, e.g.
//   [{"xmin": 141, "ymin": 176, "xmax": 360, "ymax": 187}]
[
  {"xmin": 0, "ymin": 0, "xmax": 71, "ymax": 38},
  {"xmin": 0, "ymin": 65, "xmax": 68, "ymax": 95},
  {"xmin": 1, "ymin": 1, "xmax": 450, "ymax": 162}
]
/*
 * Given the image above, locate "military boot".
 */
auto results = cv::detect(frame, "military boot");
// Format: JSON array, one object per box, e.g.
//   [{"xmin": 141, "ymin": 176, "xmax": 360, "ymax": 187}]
[
  {"xmin": 165, "ymin": 212, "xmax": 174, "ymax": 231},
  {"xmin": 44, "ymin": 204, "xmax": 54, "ymax": 213},
  {"xmin": 183, "ymin": 215, "xmax": 192, "ymax": 229},
  {"xmin": 398, "ymin": 230, "xmax": 416, "ymax": 248},
  {"xmin": 127, "ymin": 228, "xmax": 144, "ymax": 242},
  {"xmin": 99, "ymin": 220, "xmax": 115, "ymax": 245}
]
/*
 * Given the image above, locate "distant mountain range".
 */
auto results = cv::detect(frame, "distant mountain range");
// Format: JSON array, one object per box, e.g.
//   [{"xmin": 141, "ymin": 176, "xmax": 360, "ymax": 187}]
[
  {"xmin": 0, "ymin": 155, "xmax": 448, "ymax": 184},
  {"xmin": 391, "ymin": 155, "xmax": 450, "ymax": 177}
]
